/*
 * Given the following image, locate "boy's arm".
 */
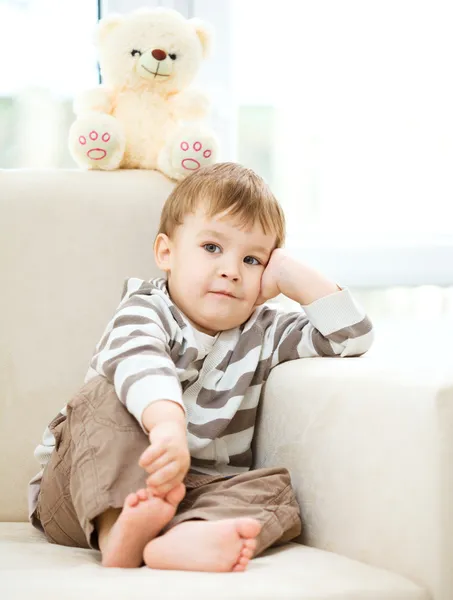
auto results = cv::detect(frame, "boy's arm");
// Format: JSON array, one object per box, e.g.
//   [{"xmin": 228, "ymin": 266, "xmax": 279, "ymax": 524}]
[
  {"xmin": 90, "ymin": 279, "xmax": 190, "ymax": 497},
  {"xmin": 273, "ymin": 253, "xmax": 341, "ymax": 305},
  {"xmin": 142, "ymin": 399, "xmax": 186, "ymax": 433},
  {"xmin": 140, "ymin": 400, "xmax": 190, "ymax": 497},
  {"xmin": 90, "ymin": 279, "xmax": 185, "ymax": 431},
  {"xmin": 258, "ymin": 250, "xmax": 374, "ymax": 363}
]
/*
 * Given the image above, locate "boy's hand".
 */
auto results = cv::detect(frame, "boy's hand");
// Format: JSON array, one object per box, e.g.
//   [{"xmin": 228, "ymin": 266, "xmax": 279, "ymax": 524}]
[
  {"xmin": 255, "ymin": 248, "xmax": 285, "ymax": 306},
  {"xmin": 138, "ymin": 420, "xmax": 190, "ymax": 498},
  {"xmin": 256, "ymin": 248, "xmax": 340, "ymax": 307}
]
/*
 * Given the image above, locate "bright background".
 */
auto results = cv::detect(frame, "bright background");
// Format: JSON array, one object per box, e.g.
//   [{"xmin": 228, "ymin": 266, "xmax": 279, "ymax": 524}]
[{"xmin": 1, "ymin": 0, "xmax": 452, "ymax": 337}]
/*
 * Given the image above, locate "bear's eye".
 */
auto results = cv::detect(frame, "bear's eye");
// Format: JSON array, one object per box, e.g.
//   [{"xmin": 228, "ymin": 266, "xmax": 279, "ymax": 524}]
[
  {"xmin": 131, "ymin": 49, "xmax": 142, "ymax": 57},
  {"xmin": 169, "ymin": 53, "xmax": 177, "ymax": 60}
]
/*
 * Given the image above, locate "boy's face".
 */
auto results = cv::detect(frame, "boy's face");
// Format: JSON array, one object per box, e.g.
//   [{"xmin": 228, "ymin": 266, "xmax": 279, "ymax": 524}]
[{"xmin": 155, "ymin": 205, "xmax": 277, "ymax": 335}]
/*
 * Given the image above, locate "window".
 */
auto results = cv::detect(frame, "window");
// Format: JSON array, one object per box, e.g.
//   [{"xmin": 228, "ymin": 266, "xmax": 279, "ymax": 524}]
[
  {"xmin": 6, "ymin": 0, "xmax": 453, "ymax": 296},
  {"xmin": 196, "ymin": 0, "xmax": 453, "ymax": 287},
  {"xmin": 0, "ymin": 0, "xmax": 99, "ymax": 168},
  {"xmin": 231, "ymin": 1, "xmax": 453, "ymax": 239}
]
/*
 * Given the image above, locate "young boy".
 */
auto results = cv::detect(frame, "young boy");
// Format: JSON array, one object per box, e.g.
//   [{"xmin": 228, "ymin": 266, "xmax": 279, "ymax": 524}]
[{"xmin": 29, "ymin": 162, "xmax": 374, "ymax": 573}]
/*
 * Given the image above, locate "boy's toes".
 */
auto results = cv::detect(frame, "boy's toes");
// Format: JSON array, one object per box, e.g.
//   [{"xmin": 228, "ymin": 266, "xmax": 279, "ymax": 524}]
[
  {"xmin": 166, "ymin": 483, "xmax": 186, "ymax": 507},
  {"xmin": 124, "ymin": 492, "xmax": 140, "ymax": 508},
  {"xmin": 236, "ymin": 518, "xmax": 262, "ymax": 540},
  {"xmin": 240, "ymin": 547, "xmax": 254, "ymax": 559},
  {"xmin": 136, "ymin": 488, "xmax": 148, "ymax": 501},
  {"xmin": 233, "ymin": 562, "xmax": 247, "ymax": 572},
  {"xmin": 234, "ymin": 538, "xmax": 255, "ymax": 570},
  {"xmin": 231, "ymin": 525, "xmax": 259, "ymax": 573},
  {"xmin": 243, "ymin": 538, "xmax": 257, "ymax": 553}
]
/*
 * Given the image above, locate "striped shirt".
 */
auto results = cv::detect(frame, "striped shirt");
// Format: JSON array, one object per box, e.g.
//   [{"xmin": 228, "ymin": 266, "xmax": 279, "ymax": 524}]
[{"xmin": 29, "ymin": 277, "xmax": 374, "ymax": 518}]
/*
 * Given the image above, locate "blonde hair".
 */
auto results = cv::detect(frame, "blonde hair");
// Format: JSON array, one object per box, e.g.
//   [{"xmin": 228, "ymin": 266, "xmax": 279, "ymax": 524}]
[{"xmin": 156, "ymin": 162, "xmax": 286, "ymax": 247}]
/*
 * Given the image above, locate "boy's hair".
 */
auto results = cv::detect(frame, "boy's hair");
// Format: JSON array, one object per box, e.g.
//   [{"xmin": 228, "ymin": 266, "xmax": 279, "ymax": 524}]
[{"xmin": 156, "ymin": 162, "xmax": 286, "ymax": 248}]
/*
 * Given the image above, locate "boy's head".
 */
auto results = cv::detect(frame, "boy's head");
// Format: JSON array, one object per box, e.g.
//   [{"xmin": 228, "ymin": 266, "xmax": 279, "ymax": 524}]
[{"xmin": 154, "ymin": 162, "xmax": 286, "ymax": 335}]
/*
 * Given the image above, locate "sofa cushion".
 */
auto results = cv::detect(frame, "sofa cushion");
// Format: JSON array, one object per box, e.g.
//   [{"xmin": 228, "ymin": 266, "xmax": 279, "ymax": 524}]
[
  {"xmin": 1, "ymin": 523, "xmax": 427, "ymax": 600},
  {"xmin": 0, "ymin": 170, "xmax": 174, "ymax": 522}
]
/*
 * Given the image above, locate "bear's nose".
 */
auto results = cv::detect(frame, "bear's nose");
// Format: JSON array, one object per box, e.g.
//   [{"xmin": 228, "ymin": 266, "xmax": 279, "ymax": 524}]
[{"xmin": 152, "ymin": 49, "xmax": 167, "ymax": 61}]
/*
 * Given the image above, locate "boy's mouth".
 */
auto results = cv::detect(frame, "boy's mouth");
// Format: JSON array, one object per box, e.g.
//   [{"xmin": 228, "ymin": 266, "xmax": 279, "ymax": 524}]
[{"xmin": 210, "ymin": 290, "xmax": 237, "ymax": 299}]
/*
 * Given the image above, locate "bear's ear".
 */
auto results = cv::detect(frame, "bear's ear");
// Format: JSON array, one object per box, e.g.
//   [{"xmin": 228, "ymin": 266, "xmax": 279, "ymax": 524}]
[
  {"xmin": 189, "ymin": 18, "xmax": 213, "ymax": 58},
  {"xmin": 95, "ymin": 13, "xmax": 123, "ymax": 46}
]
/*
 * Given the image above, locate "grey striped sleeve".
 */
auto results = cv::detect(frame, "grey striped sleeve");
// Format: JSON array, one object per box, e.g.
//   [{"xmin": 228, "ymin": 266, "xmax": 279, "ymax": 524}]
[
  {"xmin": 258, "ymin": 287, "xmax": 374, "ymax": 364},
  {"xmin": 89, "ymin": 284, "xmax": 185, "ymax": 424}
]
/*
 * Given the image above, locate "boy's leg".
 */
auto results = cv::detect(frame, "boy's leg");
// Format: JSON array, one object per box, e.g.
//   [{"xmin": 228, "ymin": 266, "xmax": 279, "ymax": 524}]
[
  {"xmin": 94, "ymin": 485, "xmax": 186, "ymax": 567},
  {"xmin": 36, "ymin": 376, "xmax": 183, "ymax": 567},
  {"xmin": 143, "ymin": 467, "xmax": 301, "ymax": 572}
]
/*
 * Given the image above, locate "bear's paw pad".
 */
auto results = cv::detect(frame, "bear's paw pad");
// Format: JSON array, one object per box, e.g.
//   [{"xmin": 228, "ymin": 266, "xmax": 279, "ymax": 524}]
[
  {"xmin": 78, "ymin": 130, "xmax": 112, "ymax": 161},
  {"xmin": 179, "ymin": 140, "xmax": 212, "ymax": 171}
]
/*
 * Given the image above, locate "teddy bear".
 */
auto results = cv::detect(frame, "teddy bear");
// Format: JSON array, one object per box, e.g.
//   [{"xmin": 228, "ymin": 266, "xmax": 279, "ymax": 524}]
[{"xmin": 68, "ymin": 7, "xmax": 218, "ymax": 180}]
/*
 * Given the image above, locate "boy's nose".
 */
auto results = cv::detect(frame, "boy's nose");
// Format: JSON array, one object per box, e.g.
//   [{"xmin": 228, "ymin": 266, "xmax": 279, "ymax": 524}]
[
  {"xmin": 218, "ymin": 256, "xmax": 241, "ymax": 282},
  {"xmin": 219, "ymin": 261, "xmax": 241, "ymax": 281},
  {"xmin": 221, "ymin": 272, "xmax": 239, "ymax": 282}
]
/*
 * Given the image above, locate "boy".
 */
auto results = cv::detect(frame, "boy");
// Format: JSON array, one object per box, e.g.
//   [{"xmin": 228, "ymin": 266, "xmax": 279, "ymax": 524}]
[{"xmin": 29, "ymin": 162, "xmax": 374, "ymax": 572}]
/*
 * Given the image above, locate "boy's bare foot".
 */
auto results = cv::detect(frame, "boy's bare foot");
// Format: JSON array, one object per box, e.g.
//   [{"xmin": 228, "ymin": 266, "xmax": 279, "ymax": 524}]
[
  {"xmin": 143, "ymin": 517, "xmax": 261, "ymax": 572},
  {"xmin": 101, "ymin": 484, "xmax": 185, "ymax": 568}
]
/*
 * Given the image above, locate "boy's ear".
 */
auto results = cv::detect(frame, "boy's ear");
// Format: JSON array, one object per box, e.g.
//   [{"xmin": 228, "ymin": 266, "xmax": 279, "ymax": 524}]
[{"xmin": 154, "ymin": 233, "xmax": 172, "ymax": 272}]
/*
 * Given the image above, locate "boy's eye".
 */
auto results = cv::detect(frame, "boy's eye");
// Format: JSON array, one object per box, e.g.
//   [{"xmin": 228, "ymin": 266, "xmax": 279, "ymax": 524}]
[
  {"xmin": 204, "ymin": 243, "xmax": 221, "ymax": 253},
  {"xmin": 244, "ymin": 256, "xmax": 260, "ymax": 266}
]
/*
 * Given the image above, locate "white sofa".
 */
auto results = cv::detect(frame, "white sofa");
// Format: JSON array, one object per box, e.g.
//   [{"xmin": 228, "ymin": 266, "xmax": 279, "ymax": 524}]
[{"xmin": 1, "ymin": 169, "xmax": 452, "ymax": 600}]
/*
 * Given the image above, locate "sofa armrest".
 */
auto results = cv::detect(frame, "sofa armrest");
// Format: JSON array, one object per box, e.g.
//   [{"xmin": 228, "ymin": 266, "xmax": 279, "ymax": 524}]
[{"xmin": 255, "ymin": 355, "xmax": 453, "ymax": 600}]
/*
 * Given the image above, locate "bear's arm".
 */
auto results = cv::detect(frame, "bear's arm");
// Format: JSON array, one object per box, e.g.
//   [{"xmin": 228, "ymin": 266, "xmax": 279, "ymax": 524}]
[
  {"xmin": 169, "ymin": 89, "xmax": 210, "ymax": 121},
  {"xmin": 73, "ymin": 86, "xmax": 114, "ymax": 116}
]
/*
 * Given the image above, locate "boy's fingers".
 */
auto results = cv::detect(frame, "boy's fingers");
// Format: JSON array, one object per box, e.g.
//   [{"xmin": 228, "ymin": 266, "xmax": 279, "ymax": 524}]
[
  {"xmin": 142, "ymin": 452, "xmax": 171, "ymax": 476},
  {"xmin": 138, "ymin": 443, "xmax": 166, "ymax": 467},
  {"xmin": 146, "ymin": 461, "xmax": 179, "ymax": 487},
  {"xmin": 148, "ymin": 476, "xmax": 183, "ymax": 498}
]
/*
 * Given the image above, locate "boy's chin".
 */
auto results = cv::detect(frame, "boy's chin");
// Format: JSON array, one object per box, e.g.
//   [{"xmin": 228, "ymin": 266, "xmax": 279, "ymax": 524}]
[{"xmin": 195, "ymin": 313, "xmax": 249, "ymax": 334}]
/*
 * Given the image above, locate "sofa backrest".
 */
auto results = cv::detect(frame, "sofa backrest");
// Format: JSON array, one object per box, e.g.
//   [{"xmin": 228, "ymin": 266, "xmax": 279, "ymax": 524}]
[{"xmin": 0, "ymin": 169, "xmax": 174, "ymax": 521}]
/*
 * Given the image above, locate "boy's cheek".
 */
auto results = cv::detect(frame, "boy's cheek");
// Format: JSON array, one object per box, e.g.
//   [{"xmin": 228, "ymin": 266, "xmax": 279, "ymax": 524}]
[{"xmin": 252, "ymin": 282, "xmax": 266, "ymax": 307}]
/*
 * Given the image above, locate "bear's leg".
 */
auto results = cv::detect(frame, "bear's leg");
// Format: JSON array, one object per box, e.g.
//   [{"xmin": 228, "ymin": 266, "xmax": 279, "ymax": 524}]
[
  {"xmin": 68, "ymin": 113, "xmax": 126, "ymax": 170},
  {"xmin": 158, "ymin": 125, "xmax": 219, "ymax": 181}
]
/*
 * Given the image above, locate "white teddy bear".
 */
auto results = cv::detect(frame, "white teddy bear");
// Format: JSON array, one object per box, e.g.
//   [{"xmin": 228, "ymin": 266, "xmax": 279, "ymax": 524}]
[{"xmin": 68, "ymin": 7, "xmax": 218, "ymax": 180}]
